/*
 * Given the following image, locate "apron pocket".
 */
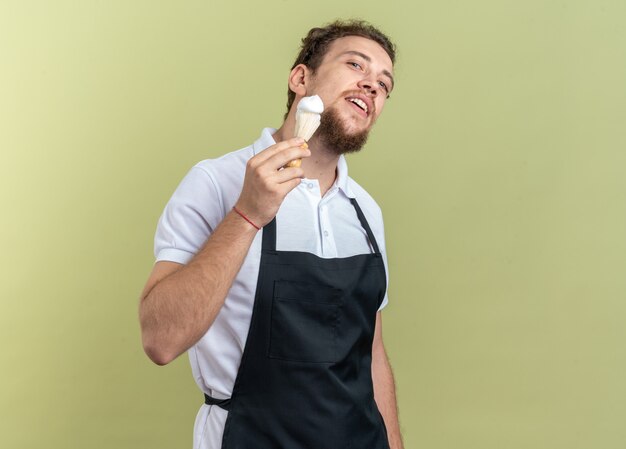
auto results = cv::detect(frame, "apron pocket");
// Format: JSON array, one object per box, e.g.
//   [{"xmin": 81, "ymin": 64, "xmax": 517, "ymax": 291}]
[{"xmin": 269, "ymin": 281, "xmax": 341, "ymax": 363}]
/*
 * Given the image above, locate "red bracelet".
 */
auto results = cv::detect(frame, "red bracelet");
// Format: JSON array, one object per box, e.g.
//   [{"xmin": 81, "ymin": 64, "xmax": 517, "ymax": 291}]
[{"xmin": 232, "ymin": 206, "xmax": 260, "ymax": 230}]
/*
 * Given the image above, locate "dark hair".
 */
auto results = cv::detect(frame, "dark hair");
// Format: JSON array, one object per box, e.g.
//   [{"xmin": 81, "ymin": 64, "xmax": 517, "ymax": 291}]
[{"xmin": 285, "ymin": 19, "xmax": 397, "ymax": 119}]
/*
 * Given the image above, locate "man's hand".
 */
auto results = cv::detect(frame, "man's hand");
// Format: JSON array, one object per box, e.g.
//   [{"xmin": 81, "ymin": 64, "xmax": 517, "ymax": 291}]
[{"xmin": 235, "ymin": 137, "xmax": 310, "ymax": 227}]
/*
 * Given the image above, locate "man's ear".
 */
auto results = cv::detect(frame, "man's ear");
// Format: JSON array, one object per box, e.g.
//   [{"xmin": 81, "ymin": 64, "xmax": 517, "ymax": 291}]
[{"xmin": 288, "ymin": 64, "xmax": 309, "ymax": 97}]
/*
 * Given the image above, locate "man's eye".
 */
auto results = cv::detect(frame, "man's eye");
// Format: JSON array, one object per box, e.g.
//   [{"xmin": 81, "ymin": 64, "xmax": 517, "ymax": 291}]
[
  {"xmin": 378, "ymin": 81, "xmax": 388, "ymax": 92},
  {"xmin": 349, "ymin": 62, "xmax": 362, "ymax": 70}
]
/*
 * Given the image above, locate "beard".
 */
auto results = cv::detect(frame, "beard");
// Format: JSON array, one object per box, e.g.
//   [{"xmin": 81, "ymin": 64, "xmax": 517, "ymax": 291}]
[{"xmin": 316, "ymin": 105, "xmax": 371, "ymax": 155}]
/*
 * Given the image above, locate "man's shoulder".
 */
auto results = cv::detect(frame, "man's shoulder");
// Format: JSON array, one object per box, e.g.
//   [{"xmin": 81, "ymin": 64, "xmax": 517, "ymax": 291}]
[
  {"xmin": 192, "ymin": 144, "xmax": 254, "ymax": 180},
  {"xmin": 172, "ymin": 144, "xmax": 254, "ymax": 209}
]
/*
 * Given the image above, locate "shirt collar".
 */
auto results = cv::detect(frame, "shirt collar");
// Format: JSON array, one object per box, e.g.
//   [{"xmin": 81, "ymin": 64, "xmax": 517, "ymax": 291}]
[
  {"xmin": 252, "ymin": 127, "xmax": 278, "ymax": 155},
  {"xmin": 251, "ymin": 127, "xmax": 355, "ymax": 199},
  {"xmin": 335, "ymin": 154, "xmax": 355, "ymax": 198}
]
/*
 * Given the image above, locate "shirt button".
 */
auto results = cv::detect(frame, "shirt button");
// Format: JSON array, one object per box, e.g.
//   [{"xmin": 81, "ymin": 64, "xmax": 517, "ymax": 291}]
[
  {"xmin": 307, "ymin": 183, "xmax": 314, "ymax": 189},
  {"xmin": 323, "ymin": 230, "xmax": 329, "ymax": 237}
]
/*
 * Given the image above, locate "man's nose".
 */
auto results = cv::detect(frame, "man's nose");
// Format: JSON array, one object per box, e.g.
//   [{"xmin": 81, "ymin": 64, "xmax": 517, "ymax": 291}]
[{"xmin": 357, "ymin": 78, "xmax": 377, "ymax": 97}]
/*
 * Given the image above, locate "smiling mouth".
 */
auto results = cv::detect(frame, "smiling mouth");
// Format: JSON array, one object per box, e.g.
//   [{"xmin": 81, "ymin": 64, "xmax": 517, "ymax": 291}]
[{"xmin": 346, "ymin": 97, "xmax": 369, "ymax": 116}]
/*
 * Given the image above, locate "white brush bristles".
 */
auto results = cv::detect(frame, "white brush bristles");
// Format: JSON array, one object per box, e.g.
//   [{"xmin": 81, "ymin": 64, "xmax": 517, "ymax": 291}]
[{"xmin": 294, "ymin": 111, "xmax": 321, "ymax": 141}]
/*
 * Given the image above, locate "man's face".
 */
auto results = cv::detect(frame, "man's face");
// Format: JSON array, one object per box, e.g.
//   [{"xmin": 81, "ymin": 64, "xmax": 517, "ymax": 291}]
[{"xmin": 305, "ymin": 35, "xmax": 395, "ymax": 154}]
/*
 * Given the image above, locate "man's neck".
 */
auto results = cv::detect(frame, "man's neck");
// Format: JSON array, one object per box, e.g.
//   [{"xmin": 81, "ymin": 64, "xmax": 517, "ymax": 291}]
[{"xmin": 273, "ymin": 123, "xmax": 340, "ymax": 197}]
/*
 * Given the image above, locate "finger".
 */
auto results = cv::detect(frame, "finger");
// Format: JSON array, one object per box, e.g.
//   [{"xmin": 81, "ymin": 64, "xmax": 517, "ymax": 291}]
[
  {"xmin": 272, "ymin": 166, "xmax": 305, "ymax": 184},
  {"xmin": 263, "ymin": 146, "xmax": 311, "ymax": 171},
  {"xmin": 252, "ymin": 137, "xmax": 305, "ymax": 165},
  {"xmin": 276, "ymin": 177, "xmax": 304, "ymax": 196}
]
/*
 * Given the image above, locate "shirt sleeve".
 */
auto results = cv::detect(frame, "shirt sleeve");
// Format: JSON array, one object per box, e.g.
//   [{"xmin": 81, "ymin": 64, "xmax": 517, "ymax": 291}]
[
  {"xmin": 377, "ymin": 215, "xmax": 390, "ymax": 312},
  {"xmin": 154, "ymin": 165, "xmax": 224, "ymax": 265}
]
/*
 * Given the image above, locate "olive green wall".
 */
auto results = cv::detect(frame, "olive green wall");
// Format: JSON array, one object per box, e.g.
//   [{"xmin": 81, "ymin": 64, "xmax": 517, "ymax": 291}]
[{"xmin": 1, "ymin": 0, "xmax": 625, "ymax": 448}]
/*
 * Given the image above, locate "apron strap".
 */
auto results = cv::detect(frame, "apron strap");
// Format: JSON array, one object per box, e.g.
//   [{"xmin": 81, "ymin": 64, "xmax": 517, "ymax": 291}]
[
  {"xmin": 261, "ymin": 217, "xmax": 277, "ymax": 252},
  {"xmin": 204, "ymin": 393, "xmax": 232, "ymax": 411},
  {"xmin": 350, "ymin": 198, "xmax": 381, "ymax": 254}
]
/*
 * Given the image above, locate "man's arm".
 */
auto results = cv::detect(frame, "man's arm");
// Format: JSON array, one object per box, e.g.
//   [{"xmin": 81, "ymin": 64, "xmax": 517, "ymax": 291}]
[
  {"xmin": 139, "ymin": 137, "xmax": 309, "ymax": 365},
  {"xmin": 139, "ymin": 212, "xmax": 257, "ymax": 365},
  {"xmin": 372, "ymin": 311, "xmax": 404, "ymax": 449}
]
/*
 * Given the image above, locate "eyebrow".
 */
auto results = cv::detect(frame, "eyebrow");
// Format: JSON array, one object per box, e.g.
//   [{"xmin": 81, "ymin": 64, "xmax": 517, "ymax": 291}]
[{"xmin": 340, "ymin": 50, "xmax": 395, "ymax": 91}]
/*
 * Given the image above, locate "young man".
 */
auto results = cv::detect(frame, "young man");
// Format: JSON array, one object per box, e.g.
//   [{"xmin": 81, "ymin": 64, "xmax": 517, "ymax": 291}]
[{"xmin": 139, "ymin": 20, "xmax": 403, "ymax": 449}]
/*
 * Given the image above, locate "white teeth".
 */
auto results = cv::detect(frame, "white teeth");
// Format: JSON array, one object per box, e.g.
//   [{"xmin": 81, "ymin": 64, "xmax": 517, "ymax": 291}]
[{"xmin": 348, "ymin": 98, "xmax": 368, "ymax": 113}]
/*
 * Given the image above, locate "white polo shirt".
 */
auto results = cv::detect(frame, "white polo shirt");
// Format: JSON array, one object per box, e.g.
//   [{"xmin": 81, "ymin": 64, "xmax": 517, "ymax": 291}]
[{"xmin": 154, "ymin": 128, "xmax": 390, "ymax": 449}]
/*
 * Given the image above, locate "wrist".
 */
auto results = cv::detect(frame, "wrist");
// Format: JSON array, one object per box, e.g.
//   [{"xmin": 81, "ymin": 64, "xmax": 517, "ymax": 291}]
[{"xmin": 232, "ymin": 206, "xmax": 261, "ymax": 231}]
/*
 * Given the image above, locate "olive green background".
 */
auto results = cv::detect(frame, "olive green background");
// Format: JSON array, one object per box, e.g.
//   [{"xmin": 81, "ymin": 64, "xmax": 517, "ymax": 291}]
[{"xmin": 2, "ymin": 0, "xmax": 625, "ymax": 448}]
